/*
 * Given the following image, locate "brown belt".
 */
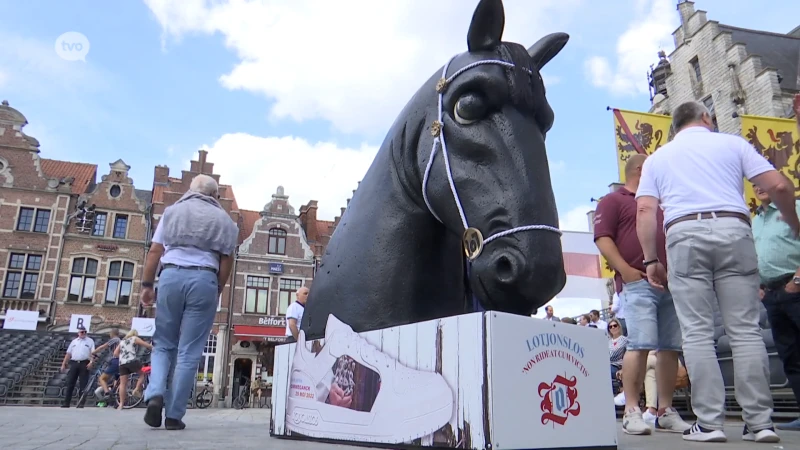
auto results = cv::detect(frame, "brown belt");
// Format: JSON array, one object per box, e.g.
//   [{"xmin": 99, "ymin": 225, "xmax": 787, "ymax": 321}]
[{"xmin": 665, "ymin": 211, "xmax": 750, "ymax": 232}]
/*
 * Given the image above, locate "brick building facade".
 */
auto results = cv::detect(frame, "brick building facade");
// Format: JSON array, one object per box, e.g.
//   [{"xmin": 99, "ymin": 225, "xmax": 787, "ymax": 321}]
[
  {"xmin": 0, "ymin": 100, "xmax": 342, "ymax": 406},
  {"xmin": 648, "ymin": 1, "xmax": 799, "ymax": 131}
]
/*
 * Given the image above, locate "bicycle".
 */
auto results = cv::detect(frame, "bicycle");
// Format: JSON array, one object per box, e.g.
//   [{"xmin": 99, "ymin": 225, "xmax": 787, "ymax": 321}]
[
  {"xmin": 232, "ymin": 379, "xmax": 251, "ymax": 410},
  {"xmin": 195, "ymin": 380, "xmax": 214, "ymax": 409}
]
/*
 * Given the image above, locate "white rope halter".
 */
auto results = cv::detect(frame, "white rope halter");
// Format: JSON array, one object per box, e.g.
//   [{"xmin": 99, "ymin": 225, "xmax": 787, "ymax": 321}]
[{"xmin": 421, "ymin": 54, "xmax": 562, "ymax": 261}]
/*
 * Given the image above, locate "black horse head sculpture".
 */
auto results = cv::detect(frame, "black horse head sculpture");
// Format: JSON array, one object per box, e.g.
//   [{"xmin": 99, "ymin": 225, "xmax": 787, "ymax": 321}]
[{"xmin": 301, "ymin": 0, "xmax": 568, "ymax": 339}]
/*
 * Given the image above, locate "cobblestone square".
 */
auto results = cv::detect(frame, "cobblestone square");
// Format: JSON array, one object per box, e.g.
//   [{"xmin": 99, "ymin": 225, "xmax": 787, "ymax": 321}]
[{"xmin": 0, "ymin": 407, "xmax": 797, "ymax": 450}]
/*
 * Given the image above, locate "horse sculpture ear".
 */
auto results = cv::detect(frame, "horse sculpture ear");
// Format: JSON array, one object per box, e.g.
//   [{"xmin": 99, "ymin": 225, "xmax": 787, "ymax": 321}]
[
  {"xmin": 527, "ymin": 32, "xmax": 570, "ymax": 69},
  {"xmin": 467, "ymin": 0, "xmax": 505, "ymax": 53}
]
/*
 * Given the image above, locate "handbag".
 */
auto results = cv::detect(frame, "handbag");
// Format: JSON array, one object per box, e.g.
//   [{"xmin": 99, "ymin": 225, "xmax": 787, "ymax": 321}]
[{"xmin": 675, "ymin": 363, "xmax": 689, "ymax": 389}]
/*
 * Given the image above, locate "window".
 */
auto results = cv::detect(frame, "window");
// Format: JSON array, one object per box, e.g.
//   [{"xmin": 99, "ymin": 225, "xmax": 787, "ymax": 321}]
[
  {"xmin": 268, "ymin": 228, "xmax": 287, "ymax": 255},
  {"xmin": 109, "ymin": 185, "xmax": 121, "ymax": 198},
  {"xmin": 3, "ymin": 253, "xmax": 42, "ymax": 299},
  {"xmin": 92, "ymin": 212, "xmax": 107, "ymax": 236},
  {"xmin": 112, "ymin": 215, "xmax": 128, "ymax": 239},
  {"xmin": 278, "ymin": 278, "xmax": 303, "ymax": 315},
  {"xmin": 68, "ymin": 257, "xmax": 98, "ymax": 302},
  {"xmin": 197, "ymin": 334, "xmax": 217, "ymax": 381},
  {"xmin": 702, "ymin": 96, "xmax": 719, "ymax": 132},
  {"xmin": 16, "ymin": 207, "xmax": 50, "ymax": 233},
  {"xmin": 245, "ymin": 276, "xmax": 270, "ymax": 314},
  {"xmin": 690, "ymin": 57, "xmax": 702, "ymax": 84},
  {"xmin": 105, "ymin": 261, "xmax": 134, "ymax": 305}
]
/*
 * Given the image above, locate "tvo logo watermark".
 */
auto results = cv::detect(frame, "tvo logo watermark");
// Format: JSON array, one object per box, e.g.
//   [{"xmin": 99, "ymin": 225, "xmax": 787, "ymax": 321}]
[{"xmin": 55, "ymin": 32, "xmax": 90, "ymax": 62}]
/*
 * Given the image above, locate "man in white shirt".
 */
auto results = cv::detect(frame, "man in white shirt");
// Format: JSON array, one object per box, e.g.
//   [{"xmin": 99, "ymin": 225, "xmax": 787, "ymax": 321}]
[
  {"xmin": 60, "ymin": 325, "xmax": 95, "ymax": 408},
  {"xmin": 286, "ymin": 286, "xmax": 310, "ymax": 341},
  {"xmin": 139, "ymin": 174, "xmax": 238, "ymax": 430},
  {"xmin": 589, "ymin": 310, "xmax": 607, "ymax": 333},
  {"xmin": 636, "ymin": 100, "xmax": 799, "ymax": 443}
]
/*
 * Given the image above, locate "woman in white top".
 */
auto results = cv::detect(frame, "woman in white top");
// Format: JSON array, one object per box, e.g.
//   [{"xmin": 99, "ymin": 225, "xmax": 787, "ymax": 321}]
[{"xmin": 114, "ymin": 329, "xmax": 153, "ymax": 410}]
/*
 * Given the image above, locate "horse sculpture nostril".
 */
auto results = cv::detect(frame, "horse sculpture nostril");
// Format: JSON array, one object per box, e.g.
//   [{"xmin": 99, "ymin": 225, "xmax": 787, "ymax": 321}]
[{"xmin": 495, "ymin": 255, "xmax": 516, "ymax": 283}]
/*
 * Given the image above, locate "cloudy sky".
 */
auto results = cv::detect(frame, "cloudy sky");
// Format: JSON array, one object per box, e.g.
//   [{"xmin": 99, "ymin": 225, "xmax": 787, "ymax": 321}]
[{"xmin": 2, "ymin": 0, "xmax": 799, "ymax": 228}]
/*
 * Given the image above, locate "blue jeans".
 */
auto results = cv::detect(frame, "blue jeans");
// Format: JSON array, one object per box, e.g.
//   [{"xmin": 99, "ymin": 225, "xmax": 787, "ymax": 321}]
[
  {"xmin": 621, "ymin": 279, "xmax": 682, "ymax": 352},
  {"xmin": 145, "ymin": 267, "xmax": 218, "ymax": 420}
]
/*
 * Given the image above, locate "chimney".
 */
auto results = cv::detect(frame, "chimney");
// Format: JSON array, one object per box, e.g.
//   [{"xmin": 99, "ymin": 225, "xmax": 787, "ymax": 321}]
[
  {"xmin": 586, "ymin": 210, "xmax": 596, "ymax": 232},
  {"xmin": 677, "ymin": 1, "xmax": 695, "ymax": 26},
  {"xmin": 198, "ymin": 149, "xmax": 208, "ymax": 174},
  {"xmin": 341, "ymin": 207, "xmax": 346, "ymax": 216},
  {"xmin": 154, "ymin": 165, "xmax": 170, "ymax": 184}
]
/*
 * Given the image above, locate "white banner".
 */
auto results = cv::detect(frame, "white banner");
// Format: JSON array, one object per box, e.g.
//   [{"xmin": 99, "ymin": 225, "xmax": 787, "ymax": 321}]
[
  {"xmin": 3, "ymin": 310, "xmax": 39, "ymax": 330},
  {"xmin": 69, "ymin": 314, "xmax": 92, "ymax": 333},
  {"xmin": 131, "ymin": 317, "xmax": 156, "ymax": 337}
]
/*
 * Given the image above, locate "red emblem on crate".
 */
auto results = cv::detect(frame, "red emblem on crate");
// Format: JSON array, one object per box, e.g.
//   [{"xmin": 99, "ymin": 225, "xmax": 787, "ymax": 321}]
[{"xmin": 538, "ymin": 374, "xmax": 581, "ymax": 426}]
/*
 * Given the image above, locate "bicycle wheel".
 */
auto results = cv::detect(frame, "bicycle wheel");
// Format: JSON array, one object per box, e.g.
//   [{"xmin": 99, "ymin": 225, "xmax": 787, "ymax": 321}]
[
  {"xmin": 233, "ymin": 394, "xmax": 246, "ymax": 410},
  {"xmin": 122, "ymin": 374, "xmax": 147, "ymax": 409},
  {"xmin": 196, "ymin": 390, "xmax": 213, "ymax": 409}
]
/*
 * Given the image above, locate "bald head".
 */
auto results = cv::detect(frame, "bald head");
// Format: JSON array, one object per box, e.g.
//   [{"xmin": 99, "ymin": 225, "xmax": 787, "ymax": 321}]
[
  {"xmin": 190, "ymin": 174, "xmax": 219, "ymax": 198},
  {"xmin": 296, "ymin": 286, "xmax": 309, "ymax": 304},
  {"xmin": 624, "ymin": 154, "xmax": 647, "ymax": 180}
]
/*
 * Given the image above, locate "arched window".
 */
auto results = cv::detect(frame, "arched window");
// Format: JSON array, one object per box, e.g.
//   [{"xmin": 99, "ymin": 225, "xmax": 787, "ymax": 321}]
[
  {"xmin": 268, "ymin": 228, "xmax": 287, "ymax": 255},
  {"xmin": 68, "ymin": 257, "xmax": 98, "ymax": 303},
  {"xmin": 197, "ymin": 334, "xmax": 217, "ymax": 381}
]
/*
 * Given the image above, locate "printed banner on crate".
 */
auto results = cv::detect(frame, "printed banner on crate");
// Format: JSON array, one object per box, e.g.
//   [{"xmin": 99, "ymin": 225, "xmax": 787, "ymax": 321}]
[
  {"xmin": 283, "ymin": 314, "xmax": 457, "ymax": 445},
  {"xmin": 272, "ymin": 312, "xmax": 617, "ymax": 449},
  {"xmin": 488, "ymin": 313, "xmax": 617, "ymax": 449},
  {"xmin": 740, "ymin": 115, "xmax": 800, "ymax": 215},
  {"xmin": 3, "ymin": 309, "xmax": 39, "ymax": 330},
  {"xmin": 69, "ymin": 314, "xmax": 92, "ymax": 333},
  {"xmin": 131, "ymin": 317, "xmax": 156, "ymax": 337}
]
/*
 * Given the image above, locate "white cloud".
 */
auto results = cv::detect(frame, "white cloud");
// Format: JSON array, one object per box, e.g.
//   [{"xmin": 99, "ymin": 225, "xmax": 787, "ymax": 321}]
[
  {"xmin": 583, "ymin": 0, "xmax": 678, "ymax": 95},
  {"xmin": 201, "ymin": 133, "xmax": 377, "ymax": 220},
  {"xmin": 559, "ymin": 204, "xmax": 594, "ymax": 232},
  {"xmin": 143, "ymin": 0, "xmax": 582, "ymax": 137}
]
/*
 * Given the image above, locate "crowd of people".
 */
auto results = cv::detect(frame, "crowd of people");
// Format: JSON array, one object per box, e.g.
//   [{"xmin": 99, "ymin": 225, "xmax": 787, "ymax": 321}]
[{"xmin": 584, "ymin": 95, "xmax": 800, "ymax": 444}]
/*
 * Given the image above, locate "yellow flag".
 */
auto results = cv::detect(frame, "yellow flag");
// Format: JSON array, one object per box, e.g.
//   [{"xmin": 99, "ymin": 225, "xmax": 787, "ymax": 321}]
[
  {"xmin": 612, "ymin": 109, "xmax": 674, "ymax": 183},
  {"xmin": 741, "ymin": 115, "xmax": 800, "ymax": 215},
  {"xmin": 599, "ymin": 255, "xmax": 615, "ymax": 280}
]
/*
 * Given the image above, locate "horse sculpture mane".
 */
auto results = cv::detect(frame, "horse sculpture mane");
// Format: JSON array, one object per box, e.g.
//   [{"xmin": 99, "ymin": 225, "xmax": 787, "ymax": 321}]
[{"xmin": 301, "ymin": 0, "xmax": 568, "ymax": 339}]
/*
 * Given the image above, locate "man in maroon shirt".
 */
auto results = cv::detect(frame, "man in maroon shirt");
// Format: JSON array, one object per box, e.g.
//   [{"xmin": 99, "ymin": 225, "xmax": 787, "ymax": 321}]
[{"xmin": 594, "ymin": 154, "xmax": 690, "ymax": 435}]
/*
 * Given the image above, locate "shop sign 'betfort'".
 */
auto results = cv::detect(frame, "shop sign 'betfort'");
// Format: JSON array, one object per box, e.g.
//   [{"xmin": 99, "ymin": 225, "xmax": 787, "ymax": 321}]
[{"xmin": 259, "ymin": 316, "xmax": 287, "ymax": 327}]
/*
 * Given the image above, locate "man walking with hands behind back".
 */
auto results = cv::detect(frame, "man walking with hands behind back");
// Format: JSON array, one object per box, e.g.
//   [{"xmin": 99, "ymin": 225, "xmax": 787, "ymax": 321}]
[
  {"xmin": 140, "ymin": 174, "xmax": 238, "ymax": 430},
  {"xmin": 594, "ymin": 154, "xmax": 690, "ymax": 436},
  {"xmin": 636, "ymin": 100, "xmax": 799, "ymax": 443}
]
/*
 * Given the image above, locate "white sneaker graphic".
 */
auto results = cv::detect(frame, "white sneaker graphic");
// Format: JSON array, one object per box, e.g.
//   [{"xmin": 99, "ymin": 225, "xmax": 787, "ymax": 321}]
[{"xmin": 285, "ymin": 314, "xmax": 454, "ymax": 443}]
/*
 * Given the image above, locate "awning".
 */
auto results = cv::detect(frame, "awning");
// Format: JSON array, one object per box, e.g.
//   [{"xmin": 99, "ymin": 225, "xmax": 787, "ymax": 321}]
[{"xmin": 234, "ymin": 325, "xmax": 288, "ymax": 343}]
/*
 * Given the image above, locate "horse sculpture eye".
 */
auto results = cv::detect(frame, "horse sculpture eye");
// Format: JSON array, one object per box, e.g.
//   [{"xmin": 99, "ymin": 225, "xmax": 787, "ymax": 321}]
[{"xmin": 454, "ymin": 93, "xmax": 487, "ymax": 125}]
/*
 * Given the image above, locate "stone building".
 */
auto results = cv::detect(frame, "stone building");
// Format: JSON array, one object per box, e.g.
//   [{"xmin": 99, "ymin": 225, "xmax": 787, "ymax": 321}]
[
  {"xmin": 648, "ymin": 1, "xmax": 799, "ymax": 132},
  {"xmin": 50, "ymin": 159, "xmax": 152, "ymax": 332},
  {"xmin": 0, "ymin": 100, "xmax": 343, "ymax": 406},
  {"xmin": 223, "ymin": 186, "xmax": 318, "ymax": 406}
]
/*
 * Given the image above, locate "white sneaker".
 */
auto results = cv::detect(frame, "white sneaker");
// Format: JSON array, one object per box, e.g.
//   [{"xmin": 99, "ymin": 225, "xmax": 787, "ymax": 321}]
[
  {"xmin": 642, "ymin": 410, "xmax": 656, "ymax": 428},
  {"xmin": 613, "ymin": 392, "xmax": 625, "ymax": 406},
  {"xmin": 654, "ymin": 407, "xmax": 691, "ymax": 433},
  {"xmin": 286, "ymin": 314, "xmax": 454, "ymax": 444},
  {"xmin": 682, "ymin": 422, "xmax": 727, "ymax": 442},
  {"xmin": 743, "ymin": 425, "xmax": 780, "ymax": 443},
  {"xmin": 622, "ymin": 407, "xmax": 652, "ymax": 435}
]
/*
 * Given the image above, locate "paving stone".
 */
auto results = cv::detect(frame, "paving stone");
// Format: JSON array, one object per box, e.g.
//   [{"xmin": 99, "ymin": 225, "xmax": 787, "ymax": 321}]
[{"xmin": 0, "ymin": 407, "xmax": 797, "ymax": 449}]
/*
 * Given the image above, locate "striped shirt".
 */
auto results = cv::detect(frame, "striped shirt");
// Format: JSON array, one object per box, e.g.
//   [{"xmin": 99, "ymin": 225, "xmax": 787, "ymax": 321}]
[
  {"xmin": 609, "ymin": 336, "xmax": 628, "ymax": 368},
  {"xmin": 753, "ymin": 200, "xmax": 800, "ymax": 283}
]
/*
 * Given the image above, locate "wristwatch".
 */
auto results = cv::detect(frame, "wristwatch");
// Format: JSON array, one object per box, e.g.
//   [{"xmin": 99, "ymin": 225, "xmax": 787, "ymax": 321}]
[
  {"xmin": 793, "ymin": 276, "xmax": 800, "ymax": 285},
  {"xmin": 643, "ymin": 259, "xmax": 659, "ymax": 267}
]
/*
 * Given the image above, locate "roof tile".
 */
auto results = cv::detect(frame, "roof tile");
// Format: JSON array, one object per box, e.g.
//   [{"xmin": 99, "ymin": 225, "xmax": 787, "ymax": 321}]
[{"xmin": 40, "ymin": 159, "xmax": 97, "ymax": 194}]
